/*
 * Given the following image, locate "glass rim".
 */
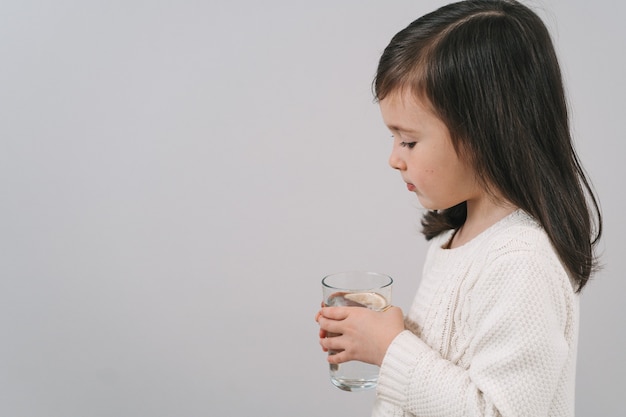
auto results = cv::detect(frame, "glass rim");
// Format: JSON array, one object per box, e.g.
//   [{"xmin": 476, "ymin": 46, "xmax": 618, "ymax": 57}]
[{"xmin": 321, "ymin": 271, "xmax": 393, "ymax": 291}]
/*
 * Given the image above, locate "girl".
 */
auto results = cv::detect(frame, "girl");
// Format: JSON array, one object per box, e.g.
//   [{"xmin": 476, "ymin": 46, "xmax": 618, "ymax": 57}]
[{"xmin": 316, "ymin": 1, "xmax": 602, "ymax": 416}]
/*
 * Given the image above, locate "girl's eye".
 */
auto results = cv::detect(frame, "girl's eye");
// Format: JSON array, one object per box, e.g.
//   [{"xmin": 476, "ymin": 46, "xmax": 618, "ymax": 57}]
[{"xmin": 400, "ymin": 141, "xmax": 417, "ymax": 149}]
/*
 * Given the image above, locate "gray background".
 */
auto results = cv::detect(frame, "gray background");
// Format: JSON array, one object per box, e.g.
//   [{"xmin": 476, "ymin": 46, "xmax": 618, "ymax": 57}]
[{"xmin": 1, "ymin": 0, "xmax": 624, "ymax": 416}]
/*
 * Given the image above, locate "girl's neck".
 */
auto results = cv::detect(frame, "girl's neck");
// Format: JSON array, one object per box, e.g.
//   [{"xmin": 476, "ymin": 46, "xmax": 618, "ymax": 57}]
[{"xmin": 449, "ymin": 197, "xmax": 517, "ymax": 249}]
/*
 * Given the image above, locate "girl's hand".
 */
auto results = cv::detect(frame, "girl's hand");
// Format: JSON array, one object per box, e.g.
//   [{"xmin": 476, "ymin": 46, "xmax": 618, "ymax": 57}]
[{"xmin": 315, "ymin": 305, "xmax": 404, "ymax": 367}]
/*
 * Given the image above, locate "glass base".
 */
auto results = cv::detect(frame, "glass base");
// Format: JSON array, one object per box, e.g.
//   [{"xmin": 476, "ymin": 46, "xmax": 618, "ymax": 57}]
[{"xmin": 330, "ymin": 376, "xmax": 378, "ymax": 392}]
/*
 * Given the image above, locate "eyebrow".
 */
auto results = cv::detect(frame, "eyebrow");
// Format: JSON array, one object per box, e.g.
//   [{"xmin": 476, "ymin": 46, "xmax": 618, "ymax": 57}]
[{"xmin": 386, "ymin": 124, "xmax": 418, "ymax": 134}]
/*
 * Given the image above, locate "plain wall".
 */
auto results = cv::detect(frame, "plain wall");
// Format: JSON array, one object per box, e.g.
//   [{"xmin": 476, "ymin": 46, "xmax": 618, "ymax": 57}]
[{"xmin": 1, "ymin": 1, "xmax": 624, "ymax": 416}]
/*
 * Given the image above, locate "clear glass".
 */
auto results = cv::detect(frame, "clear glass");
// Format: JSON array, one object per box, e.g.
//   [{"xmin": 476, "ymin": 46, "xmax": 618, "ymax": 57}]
[{"xmin": 321, "ymin": 271, "xmax": 393, "ymax": 392}]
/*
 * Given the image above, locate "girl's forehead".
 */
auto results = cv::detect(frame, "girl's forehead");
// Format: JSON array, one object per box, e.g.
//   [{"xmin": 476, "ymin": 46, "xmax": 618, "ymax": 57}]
[
  {"xmin": 380, "ymin": 90, "xmax": 435, "ymax": 119},
  {"xmin": 379, "ymin": 90, "xmax": 446, "ymax": 134},
  {"xmin": 384, "ymin": 87, "xmax": 439, "ymax": 114}
]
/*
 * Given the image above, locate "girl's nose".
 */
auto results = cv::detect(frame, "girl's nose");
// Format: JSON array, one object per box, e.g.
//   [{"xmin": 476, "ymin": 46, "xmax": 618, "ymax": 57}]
[{"xmin": 388, "ymin": 147, "xmax": 407, "ymax": 171}]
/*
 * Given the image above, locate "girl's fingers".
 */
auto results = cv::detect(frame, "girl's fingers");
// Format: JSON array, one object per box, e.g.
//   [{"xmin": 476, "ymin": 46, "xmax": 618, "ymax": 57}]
[
  {"xmin": 315, "ymin": 310, "xmax": 322, "ymax": 323},
  {"xmin": 317, "ymin": 315, "xmax": 347, "ymax": 335},
  {"xmin": 319, "ymin": 335, "xmax": 326, "ymax": 349},
  {"xmin": 320, "ymin": 306, "xmax": 350, "ymax": 320},
  {"xmin": 320, "ymin": 334, "xmax": 345, "ymax": 356},
  {"xmin": 327, "ymin": 348, "xmax": 350, "ymax": 365}
]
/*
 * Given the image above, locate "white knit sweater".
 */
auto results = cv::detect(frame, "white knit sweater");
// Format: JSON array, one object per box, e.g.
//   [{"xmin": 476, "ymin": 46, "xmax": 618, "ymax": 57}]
[{"xmin": 373, "ymin": 210, "xmax": 579, "ymax": 417}]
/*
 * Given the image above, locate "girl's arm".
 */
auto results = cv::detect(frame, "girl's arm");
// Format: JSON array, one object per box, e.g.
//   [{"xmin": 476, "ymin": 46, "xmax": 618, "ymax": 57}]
[{"xmin": 376, "ymin": 251, "xmax": 575, "ymax": 417}]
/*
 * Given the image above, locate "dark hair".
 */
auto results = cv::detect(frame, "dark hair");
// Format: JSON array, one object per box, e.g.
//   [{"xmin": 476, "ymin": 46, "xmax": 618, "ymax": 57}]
[{"xmin": 374, "ymin": 0, "xmax": 602, "ymax": 291}]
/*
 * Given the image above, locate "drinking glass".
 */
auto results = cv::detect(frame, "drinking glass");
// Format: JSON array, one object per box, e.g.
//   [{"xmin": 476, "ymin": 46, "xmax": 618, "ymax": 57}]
[{"xmin": 321, "ymin": 271, "xmax": 393, "ymax": 392}]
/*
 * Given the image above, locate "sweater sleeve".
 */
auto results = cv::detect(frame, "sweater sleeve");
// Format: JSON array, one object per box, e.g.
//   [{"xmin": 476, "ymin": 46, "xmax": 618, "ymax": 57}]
[{"xmin": 375, "ymin": 248, "xmax": 574, "ymax": 417}]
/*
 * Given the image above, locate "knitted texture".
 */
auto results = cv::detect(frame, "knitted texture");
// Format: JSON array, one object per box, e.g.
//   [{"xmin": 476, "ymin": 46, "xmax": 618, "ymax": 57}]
[{"xmin": 373, "ymin": 210, "xmax": 579, "ymax": 417}]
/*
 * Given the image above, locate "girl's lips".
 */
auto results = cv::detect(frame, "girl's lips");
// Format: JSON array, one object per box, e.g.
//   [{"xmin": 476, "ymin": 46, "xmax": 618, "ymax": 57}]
[{"xmin": 406, "ymin": 183, "xmax": 416, "ymax": 192}]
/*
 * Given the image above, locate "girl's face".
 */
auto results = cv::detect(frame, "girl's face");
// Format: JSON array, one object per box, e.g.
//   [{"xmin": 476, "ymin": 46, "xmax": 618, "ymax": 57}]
[{"xmin": 380, "ymin": 90, "xmax": 481, "ymax": 211}]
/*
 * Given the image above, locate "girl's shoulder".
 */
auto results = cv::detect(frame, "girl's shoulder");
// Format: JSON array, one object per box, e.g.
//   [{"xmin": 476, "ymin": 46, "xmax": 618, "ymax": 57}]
[
  {"xmin": 427, "ymin": 209, "xmax": 570, "ymax": 285},
  {"xmin": 476, "ymin": 210, "xmax": 576, "ymax": 294},
  {"xmin": 482, "ymin": 209, "xmax": 551, "ymax": 253},
  {"xmin": 428, "ymin": 209, "xmax": 549, "ymax": 258}
]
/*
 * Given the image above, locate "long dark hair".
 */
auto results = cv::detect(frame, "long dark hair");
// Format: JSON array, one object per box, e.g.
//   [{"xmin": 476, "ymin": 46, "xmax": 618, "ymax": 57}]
[{"xmin": 374, "ymin": 0, "xmax": 602, "ymax": 291}]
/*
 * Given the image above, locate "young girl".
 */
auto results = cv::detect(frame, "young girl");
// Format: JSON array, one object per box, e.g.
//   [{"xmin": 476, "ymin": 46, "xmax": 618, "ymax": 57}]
[{"xmin": 316, "ymin": 1, "xmax": 602, "ymax": 416}]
